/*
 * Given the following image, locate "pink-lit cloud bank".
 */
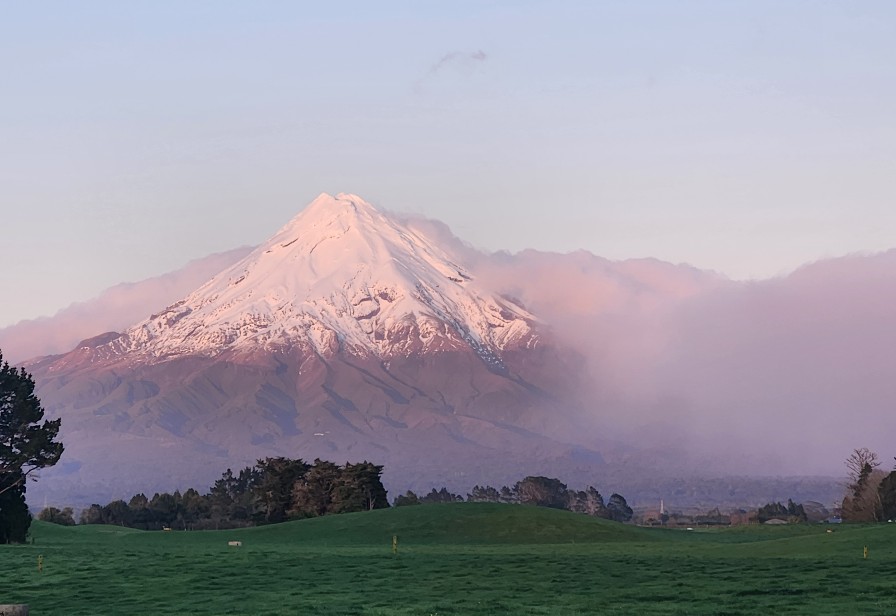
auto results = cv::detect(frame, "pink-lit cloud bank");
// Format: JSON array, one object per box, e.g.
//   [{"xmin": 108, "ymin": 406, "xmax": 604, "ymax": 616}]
[
  {"xmin": 478, "ymin": 248, "xmax": 896, "ymax": 476},
  {"xmin": 3, "ymin": 217, "xmax": 893, "ymax": 477},
  {"xmin": 0, "ymin": 247, "xmax": 251, "ymax": 364}
]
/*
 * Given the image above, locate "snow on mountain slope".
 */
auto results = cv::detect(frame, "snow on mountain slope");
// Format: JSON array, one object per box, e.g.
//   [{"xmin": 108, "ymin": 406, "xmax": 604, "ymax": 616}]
[{"xmin": 98, "ymin": 193, "xmax": 536, "ymax": 366}]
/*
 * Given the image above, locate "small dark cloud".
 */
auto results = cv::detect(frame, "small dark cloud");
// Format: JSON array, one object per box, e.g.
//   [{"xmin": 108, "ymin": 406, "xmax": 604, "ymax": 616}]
[{"xmin": 415, "ymin": 50, "xmax": 488, "ymax": 91}]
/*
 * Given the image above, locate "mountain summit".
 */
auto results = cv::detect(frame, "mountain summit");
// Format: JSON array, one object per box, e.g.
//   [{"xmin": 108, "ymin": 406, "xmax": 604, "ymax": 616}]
[
  {"xmin": 30, "ymin": 193, "xmax": 589, "ymax": 503},
  {"xmin": 82, "ymin": 193, "xmax": 537, "ymax": 367}
]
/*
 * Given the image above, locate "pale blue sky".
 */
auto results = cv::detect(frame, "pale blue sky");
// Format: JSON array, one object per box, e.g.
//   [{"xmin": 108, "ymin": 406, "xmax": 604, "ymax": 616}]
[{"xmin": 2, "ymin": 1, "xmax": 894, "ymax": 327}]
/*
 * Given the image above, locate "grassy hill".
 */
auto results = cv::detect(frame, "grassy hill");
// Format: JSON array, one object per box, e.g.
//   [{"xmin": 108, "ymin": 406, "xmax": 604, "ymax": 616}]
[
  {"xmin": 220, "ymin": 502, "xmax": 653, "ymax": 546},
  {"xmin": 3, "ymin": 503, "xmax": 896, "ymax": 615}
]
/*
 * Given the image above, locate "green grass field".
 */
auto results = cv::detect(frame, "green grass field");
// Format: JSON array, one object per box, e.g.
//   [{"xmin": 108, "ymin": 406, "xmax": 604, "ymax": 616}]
[{"xmin": 3, "ymin": 503, "xmax": 896, "ymax": 615}]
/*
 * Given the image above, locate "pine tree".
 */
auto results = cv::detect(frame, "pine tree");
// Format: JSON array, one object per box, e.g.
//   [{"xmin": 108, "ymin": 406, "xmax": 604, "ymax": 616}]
[
  {"xmin": 606, "ymin": 493, "xmax": 633, "ymax": 522},
  {"xmin": 1, "ymin": 351, "xmax": 64, "ymax": 542}
]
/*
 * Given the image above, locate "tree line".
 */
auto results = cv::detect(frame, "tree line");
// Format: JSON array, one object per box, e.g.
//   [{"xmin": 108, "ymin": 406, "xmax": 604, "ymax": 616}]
[
  {"xmin": 43, "ymin": 472, "xmax": 633, "ymax": 530},
  {"xmin": 393, "ymin": 476, "xmax": 634, "ymax": 522},
  {"xmin": 50, "ymin": 457, "xmax": 389, "ymax": 530},
  {"xmin": 755, "ymin": 500, "xmax": 807, "ymax": 523}
]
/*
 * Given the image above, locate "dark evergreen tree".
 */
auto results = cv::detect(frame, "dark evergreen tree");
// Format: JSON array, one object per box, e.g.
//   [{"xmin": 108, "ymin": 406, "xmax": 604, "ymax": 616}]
[
  {"xmin": 606, "ymin": 493, "xmax": 633, "ymax": 522},
  {"xmin": 128, "ymin": 493, "xmax": 152, "ymax": 529},
  {"xmin": 208, "ymin": 466, "xmax": 261, "ymax": 527},
  {"xmin": 467, "ymin": 485, "xmax": 500, "ymax": 503},
  {"xmin": 786, "ymin": 499, "xmax": 807, "ymax": 523},
  {"xmin": 878, "ymin": 470, "xmax": 896, "ymax": 521},
  {"xmin": 290, "ymin": 459, "xmax": 340, "ymax": 517},
  {"xmin": 79, "ymin": 504, "xmax": 104, "ymax": 525},
  {"xmin": 208, "ymin": 468, "xmax": 240, "ymax": 523},
  {"xmin": 38, "ymin": 506, "xmax": 76, "ymax": 526},
  {"xmin": 1, "ymin": 351, "xmax": 64, "ymax": 542},
  {"xmin": 149, "ymin": 492, "xmax": 179, "ymax": 528},
  {"xmin": 181, "ymin": 488, "xmax": 208, "ymax": 528},
  {"xmin": 515, "ymin": 476, "xmax": 568, "ymax": 509},
  {"xmin": 568, "ymin": 490, "xmax": 587, "ymax": 514},
  {"xmin": 568, "ymin": 487, "xmax": 607, "ymax": 517},
  {"xmin": 103, "ymin": 499, "xmax": 133, "ymax": 527},
  {"xmin": 499, "ymin": 485, "xmax": 519, "ymax": 504},
  {"xmin": 419, "ymin": 487, "xmax": 464, "ymax": 504},
  {"xmin": 252, "ymin": 457, "xmax": 309, "ymax": 524},
  {"xmin": 0, "ymin": 481, "xmax": 29, "ymax": 543},
  {"xmin": 393, "ymin": 490, "xmax": 421, "ymax": 506},
  {"xmin": 330, "ymin": 461, "xmax": 389, "ymax": 513}
]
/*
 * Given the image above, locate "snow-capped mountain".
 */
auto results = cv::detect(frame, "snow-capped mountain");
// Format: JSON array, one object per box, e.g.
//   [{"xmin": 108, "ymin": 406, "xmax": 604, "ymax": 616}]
[
  {"xmin": 28, "ymin": 193, "xmax": 592, "ymax": 504},
  {"xmin": 63, "ymin": 193, "xmax": 537, "ymax": 370}
]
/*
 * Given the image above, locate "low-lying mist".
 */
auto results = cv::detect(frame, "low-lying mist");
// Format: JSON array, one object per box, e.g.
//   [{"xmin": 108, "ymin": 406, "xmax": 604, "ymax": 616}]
[{"xmin": 476, "ymin": 247, "xmax": 896, "ymax": 478}]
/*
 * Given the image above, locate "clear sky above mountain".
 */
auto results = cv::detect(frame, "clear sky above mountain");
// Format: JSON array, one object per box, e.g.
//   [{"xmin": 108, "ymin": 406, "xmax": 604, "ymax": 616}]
[{"xmin": 2, "ymin": 1, "xmax": 894, "ymax": 327}]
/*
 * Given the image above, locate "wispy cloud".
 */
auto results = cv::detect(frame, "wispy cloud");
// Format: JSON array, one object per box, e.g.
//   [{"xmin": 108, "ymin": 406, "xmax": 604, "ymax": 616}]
[
  {"xmin": 415, "ymin": 50, "xmax": 488, "ymax": 91},
  {"xmin": 429, "ymin": 49, "xmax": 488, "ymax": 75},
  {"xmin": 0, "ymin": 247, "xmax": 252, "ymax": 364}
]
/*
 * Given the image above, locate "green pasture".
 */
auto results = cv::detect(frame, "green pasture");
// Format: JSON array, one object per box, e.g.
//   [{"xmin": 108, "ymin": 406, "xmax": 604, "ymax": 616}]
[{"xmin": 2, "ymin": 503, "xmax": 896, "ymax": 615}]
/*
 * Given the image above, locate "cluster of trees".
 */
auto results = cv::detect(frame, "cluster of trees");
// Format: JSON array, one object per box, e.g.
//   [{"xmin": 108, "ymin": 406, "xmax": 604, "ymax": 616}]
[
  {"xmin": 393, "ymin": 487, "xmax": 464, "ymax": 506},
  {"xmin": 73, "ymin": 457, "xmax": 389, "ymax": 530},
  {"xmin": 37, "ymin": 506, "xmax": 76, "ymax": 526},
  {"xmin": 756, "ymin": 500, "xmax": 807, "ymax": 523},
  {"xmin": 394, "ymin": 476, "xmax": 633, "ymax": 523},
  {"xmin": 1, "ymin": 352, "xmax": 64, "ymax": 543},
  {"xmin": 840, "ymin": 447, "xmax": 896, "ymax": 523},
  {"xmin": 692, "ymin": 508, "xmax": 726, "ymax": 526}
]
